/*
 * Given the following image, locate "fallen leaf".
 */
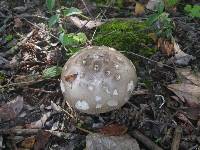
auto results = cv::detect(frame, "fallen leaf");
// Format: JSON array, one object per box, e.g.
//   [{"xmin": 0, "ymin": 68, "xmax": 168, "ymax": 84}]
[
  {"xmin": 146, "ymin": 0, "xmax": 162, "ymax": 10},
  {"xmin": 176, "ymin": 112, "xmax": 194, "ymax": 131},
  {"xmin": 99, "ymin": 123, "xmax": 128, "ymax": 136},
  {"xmin": 34, "ymin": 131, "xmax": 51, "ymax": 150},
  {"xmin": 21, "ymin": 136, "xmax": 35, "ymax": 149},
  {"xmin": 176, "ymin": 68, "xmax": 200, "ymax": 87},
  {"xmin": 180, "ymin": 107, "xmax": 200, "ymax": 120},
  {"xmin": 86, "ymin": 133, "xmax": 140, "ymax": 150},
  {"xmin": 69, "ymin": 16, "xmax": 103, "ymax": 29},
  {"xmin": 26, "ymin": 112, "xmax": 51, "ymax": 129},
  {"xmin": 167, "ymin": 41, "xmax": 195, "ymax": 66},
  {"xmin": 167, "ymin": 83, "xmax": 200, "ymax": 107},
  {"xmin": 0, "ymin": 96, "xmax": 23, "ymax": 121},
  {"xmin": 135, "ymin": 2, "xmax": 145, "ymax": 16},
  {"xmin": 148, "ymin": 32, "xmax": 157, "ymax": 42},
  {"xmin": 158, "ymin": 38, "xmax": 174, "ymax": 56}
]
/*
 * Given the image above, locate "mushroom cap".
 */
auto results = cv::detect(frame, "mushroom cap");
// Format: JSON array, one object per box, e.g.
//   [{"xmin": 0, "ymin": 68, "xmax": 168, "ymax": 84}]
[{"xmin": 60, "ymin": 46, "xmax": 137, "ymax": 114}]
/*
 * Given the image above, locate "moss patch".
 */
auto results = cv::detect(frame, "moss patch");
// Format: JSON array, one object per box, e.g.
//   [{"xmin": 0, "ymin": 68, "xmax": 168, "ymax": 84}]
[{"xmin": 93, "ymin": 19, "xmax": 156, "ymax": 57}]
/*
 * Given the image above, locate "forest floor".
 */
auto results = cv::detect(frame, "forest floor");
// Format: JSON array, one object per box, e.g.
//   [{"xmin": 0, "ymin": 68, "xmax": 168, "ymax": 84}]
[{"xmin": 0, "ymin": 0, "xmax": 200, "ymax": 150}]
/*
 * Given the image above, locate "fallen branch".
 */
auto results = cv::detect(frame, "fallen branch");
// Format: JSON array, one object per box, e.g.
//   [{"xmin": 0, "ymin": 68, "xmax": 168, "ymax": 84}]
[{"xmin": 0, "ymin": 79, "xmax": 45, "ymax": 89}]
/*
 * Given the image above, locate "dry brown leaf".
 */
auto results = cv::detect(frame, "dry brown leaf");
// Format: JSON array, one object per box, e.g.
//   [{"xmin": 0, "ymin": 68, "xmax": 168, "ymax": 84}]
[
  {"xmin": 167, "ymin": 83, "xmax": 200, "ymax": 107},
  {"xmin": 26, "ymin": 112, "xmax": 51, "ymax": 129},
  {"xmin": 21, "ymin": 136, "xmax": 36, "ymax": 149},
  {"xmin": 135, "ymin": 2, "xmax": 145, "ymax": 16},
  {"xmin": 146, "ymin": 0, "xmax": 162, "ymax": 10},
  {"xmin": 0, "ymin": 96, "xmax": 23, "ymax": 121},
  {"xmin": 148, "ymin": 33, "xmax": 157, "ymax": 42},
  {"xmin": 99, "ymin": 123, "xmax": 128, "ymax": 136},
  {"xmin": 176, "ymin": 68, "xmax": 200, "ymax": 87},
  {"xmin": 158, "ymin": 38, "xmax": 174, "ymax": 56},
  {"xmin": 69, "ymin": 16, "xmax": 103, "ymax": 29},
  {"xmin": 176, "ymin": 112, "xmax": 194, "ymax": 129},
  {"xmin": 34, "ymin": 131, "xmax": 51, "ymax": 150},
  {"xmin": 167, "ymin": 41, "xmax": 195, "ymax": 66},
  {"xmin": 180, "ymin": 107, "xmax": 200, "ymax": 120}
]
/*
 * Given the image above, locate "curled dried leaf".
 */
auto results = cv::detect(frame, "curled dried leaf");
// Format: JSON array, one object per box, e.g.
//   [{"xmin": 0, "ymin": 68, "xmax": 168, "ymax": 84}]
[{"xmin": 99, "ymin": 123, "xmax": 128, "ymax": 136}]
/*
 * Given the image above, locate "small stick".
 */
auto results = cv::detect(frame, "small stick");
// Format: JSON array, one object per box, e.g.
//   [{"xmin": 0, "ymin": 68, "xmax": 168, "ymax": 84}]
[
  {"xmin": 131, "ymin": 130, "xmax": 163, "ymax": 150},
  {"xmin": 4, "ymin": 29, "xmax": 36, "ymax": 56},
  {"xmin": 0, "ymin": 79, "xmax": 45, "ymax": 89},
  {"xmin": 120, "ymin": 51, "xmax": 175, "ymax": 69},
  {"xmin": 0, "ymin": 129, "xmax": 40, "ymax": 135},
  {"xmin": 171, "ymin": 126, "xmax": 182, "ymax": 150}
]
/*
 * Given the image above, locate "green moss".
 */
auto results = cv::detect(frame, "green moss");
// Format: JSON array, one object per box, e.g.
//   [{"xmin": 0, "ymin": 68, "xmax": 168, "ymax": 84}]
[
  {"xmin": 94, "ymin": 19, "xmax": 156, "ymax": 57},
  {"xmin": 90, "ymin": 0, "xmax": 123, "ymax": 8}
]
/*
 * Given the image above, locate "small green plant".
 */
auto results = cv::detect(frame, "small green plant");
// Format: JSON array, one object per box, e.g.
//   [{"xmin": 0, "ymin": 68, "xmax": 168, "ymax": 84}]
[
  {"xmin": 146, "ymin": 1, "xmax": 174, "ymax": 39},
  {"xmin": 45, "ymin": 1, "xmax": 88, "ymax": 54},
  {"xmin": 164, "ymin": 0, "xmax": 179, "ymax": 8},
  {"xmin": 46, "ymin": 0, "xmax": 55, "ymax": 12},
  {"xmin": 59, "ymin": 32, "xmax": 87, "ymax": 53},
  {"xmin": 184, "ymin": 4, "xmax": 200, "ymax": 18},
  {"xmin": 5, "ymin": 34, "xmax": 13, "ymax": 42}
]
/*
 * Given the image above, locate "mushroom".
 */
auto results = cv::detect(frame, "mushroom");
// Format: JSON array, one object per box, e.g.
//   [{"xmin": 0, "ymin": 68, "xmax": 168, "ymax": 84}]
[{"xmin": 60, "ymin": 46, "xmax": 137, "ymax": 114}]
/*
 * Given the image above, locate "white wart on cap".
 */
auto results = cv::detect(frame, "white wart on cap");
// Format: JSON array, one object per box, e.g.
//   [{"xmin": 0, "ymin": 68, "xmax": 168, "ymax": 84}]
[{"xmin": 60, "ymin": 46, "xmax": 137, "ymax": 114}]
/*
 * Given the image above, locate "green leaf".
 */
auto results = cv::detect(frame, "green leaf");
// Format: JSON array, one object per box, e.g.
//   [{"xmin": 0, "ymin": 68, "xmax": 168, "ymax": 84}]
[
  {"xmin": 184, "ymin": 5, "xmax": 192, "ymax": 12},
  {"xmin": 184, "ymin": 4, "xmax": 200, "ymax": 18},
  {"xmin": 5, "ymin": 34, "xmax": 13, "ymax": 41},
  {"xmin": 42, "ymin": 66, "xmax": 62, "ymax": 79},
  {"xmin": 146, "ymin": 13, "xmax": 160, "ymax": 25},
  {"xmin": 157, "ymin": 1, "xmax": 164, "ymax": 13},
  {"xmin": 63, "ymin": 7, "xmax": 82, "ymax": 16},
  {"xmin": 59, "ymin": 32, "xmax": 87, "ymax": 47},
  {"xmin": 74, "ymin": 32, "xmax": 87, "ymax": 44},
  {"xmin": 48, "ymin": 14, "xmax": 59, "ymax": 27},
  {"xmin": 165, "ymin": 0, "xmax": 178, "ymax": 7},
  {"xmin": 68, "ymin": 47, "xmax": 80, "ymax": 53},
  {"xmin": 46, "ymin": 0, "xmax": 55, "ymax": 12},
  {"xmin": 59, "ymin": 33, "xmax": 77, "ymax": 46},
  {"xmin": 190, "ymin": 5, "xmax": 200, "ymax": 18}
]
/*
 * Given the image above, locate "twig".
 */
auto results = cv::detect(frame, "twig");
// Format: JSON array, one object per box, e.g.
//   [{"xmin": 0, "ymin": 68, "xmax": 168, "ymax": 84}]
[
  {"xmin": 81, "ymin": 0, "xmax": 94, "ymax": 19},
  {"xmin": 132, "ymin": 89, "xmax": 150, "ymax": 95},
  {"xmin": 171, "ymin": 126, "xmax": 182, "ymax": 150},
  {"xmin": 27, "ymin": 87, "xmax": 59, "ymax": 94},
  {"xmin": 0, "ymin": 79, "xmax": 45, "ymax": 89},
  {"xmin": 15, "ymin": 14, "xmax": 59, "ymax": 41},
  {"xmin": 75, "ymin": 125, "xmax": 94, "ymax": 134},
  {"xmin": 16, "ymin": 14, "xmax": 48, "ymax": 20},
  {"xmin": 0, "ymin": 128, "xmax": 73, "ymax": 139},
  {"xmin": 0, "ymin": 128, "xmax": 40, "ymax": 135},
  {"xmin": 131, "ymin": 130, "xmax": 163, "ymax": 150},
  {"xmin": 4, "ymin": 29, "xmax": 36, "ymax": 56},
  {"xmin": 120, "ymin": 51, "xmax": 175, "ymax": 69},
  {"xmin": 61, "ymin": 108, "xmax": 76, "ymax": 120}
]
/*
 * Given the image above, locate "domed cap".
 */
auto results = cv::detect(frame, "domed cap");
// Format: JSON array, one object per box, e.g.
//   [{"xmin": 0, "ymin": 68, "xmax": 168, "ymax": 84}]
[{"xmin": 60, "ymin": 46, "xmax": 137, "ymax": 114}]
